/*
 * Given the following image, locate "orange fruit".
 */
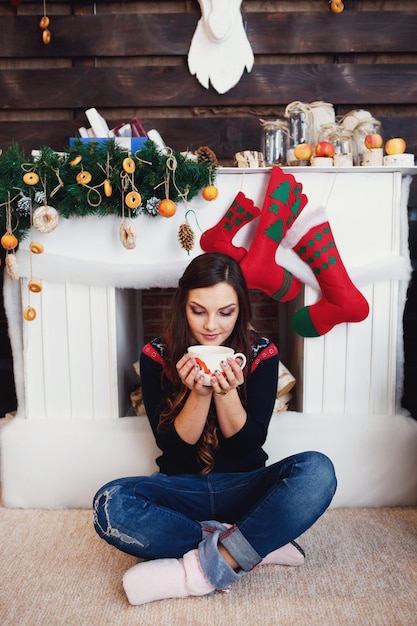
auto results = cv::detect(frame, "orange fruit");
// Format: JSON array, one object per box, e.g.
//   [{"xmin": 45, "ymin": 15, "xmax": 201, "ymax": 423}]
[
  {"xmin": 1, "ymin": 233, "xmax": 18, "ymax": 250},
  {"xmin": 202, "ymin": 185, "xmax": 218, "ymax": 201},
  {"xmin": 158, "ymin": 199, "xmax": 176, "ymax": 218}
]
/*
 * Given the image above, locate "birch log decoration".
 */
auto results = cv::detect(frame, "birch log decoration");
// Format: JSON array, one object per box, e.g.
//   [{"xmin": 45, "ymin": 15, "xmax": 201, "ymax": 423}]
[{"xmin": 188, "ymin": 0, "xmax": 254, "ymax": 94}]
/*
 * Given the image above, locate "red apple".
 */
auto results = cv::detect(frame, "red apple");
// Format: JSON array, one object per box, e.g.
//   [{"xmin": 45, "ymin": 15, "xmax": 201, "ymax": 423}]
[
  {"xmin": 364, "ymin": 133, "xmax": 383, "ymax": 149},
  {"xmin": 385, "ymin": 137, "xmax": 406, "ymax": 155},
  {"xmin": 315, "ymin": 141, "xmax": 335, "ymax": 158},
  {"xmin": 293, "ymin": 143, "xmax": 313, "ymax": 160}
]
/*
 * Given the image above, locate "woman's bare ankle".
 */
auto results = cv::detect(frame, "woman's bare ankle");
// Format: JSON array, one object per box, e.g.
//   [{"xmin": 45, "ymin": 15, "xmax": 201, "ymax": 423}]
[{"xmin": 218, "ymin": 543, "xmax": 239, "ymax": 570}]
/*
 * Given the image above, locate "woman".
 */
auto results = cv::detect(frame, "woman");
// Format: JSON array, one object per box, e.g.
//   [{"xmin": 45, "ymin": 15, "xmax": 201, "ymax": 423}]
[{"xmin": 93, "ymin": 252, "xmax": 337, "ymax": 605}]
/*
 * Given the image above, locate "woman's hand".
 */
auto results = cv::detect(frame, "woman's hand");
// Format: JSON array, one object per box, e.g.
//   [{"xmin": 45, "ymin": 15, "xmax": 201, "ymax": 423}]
[
  {"xmin": 176, "ymin": 354, "xmax": 213, "ymax": 396},
  {"xmin": 210, "ymin": 356, "xmax": 244, "ymax": 395},
  {"xmin": 175, "ymin": 353, "xmax": 246, "ymax": 442},
  {"xmin": 212, "ymin": 356, "xmax": 247, "ymax": 437},
  {"xmin": 174, "ymin": 353, "xmax": 213, "ymax": 444}
]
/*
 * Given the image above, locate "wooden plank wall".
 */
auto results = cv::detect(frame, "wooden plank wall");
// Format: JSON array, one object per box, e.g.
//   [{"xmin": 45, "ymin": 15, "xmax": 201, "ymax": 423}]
[
  {"xmin": 1, "ymin": 0, "xmax": 417, "ymax": 205},
  {"xmin": 1, "ymin": 0, "xmax": 417, "ymax": 417}
]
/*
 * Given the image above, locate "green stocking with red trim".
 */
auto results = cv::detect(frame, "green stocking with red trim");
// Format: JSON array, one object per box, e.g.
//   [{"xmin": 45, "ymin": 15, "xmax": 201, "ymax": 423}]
[
  {"xmin": 289, "ymin": 214, "xmax": 370, "ymax": 337},
  {"xmin": 239, "ymin": 166, "xmax": 308, "ymax": 302}
]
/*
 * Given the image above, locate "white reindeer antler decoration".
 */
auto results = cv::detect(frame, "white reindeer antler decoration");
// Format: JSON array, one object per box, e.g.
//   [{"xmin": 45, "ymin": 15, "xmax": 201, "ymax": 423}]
[{"xmin": 188, "ymin": 0, "xmax": 254, "ymax": 94}]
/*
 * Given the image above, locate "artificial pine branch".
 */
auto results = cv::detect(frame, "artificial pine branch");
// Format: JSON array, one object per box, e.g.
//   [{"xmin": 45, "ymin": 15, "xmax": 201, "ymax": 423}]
[{"xmin": 0, "ymin": 140, "xmax": 217, "ymax": 243}]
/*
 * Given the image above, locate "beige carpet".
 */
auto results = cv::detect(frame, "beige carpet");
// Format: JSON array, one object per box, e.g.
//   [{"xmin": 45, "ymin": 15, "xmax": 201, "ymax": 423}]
[{"xmin": 1, "ymin": 506, "xmax": 416, "ymax": 626}]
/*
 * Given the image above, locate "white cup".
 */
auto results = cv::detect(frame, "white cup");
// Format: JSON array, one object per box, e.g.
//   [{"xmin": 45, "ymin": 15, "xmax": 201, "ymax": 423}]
[{"xmin": 187, "ymin": 345, "xmax": 247, "ymax": 386}]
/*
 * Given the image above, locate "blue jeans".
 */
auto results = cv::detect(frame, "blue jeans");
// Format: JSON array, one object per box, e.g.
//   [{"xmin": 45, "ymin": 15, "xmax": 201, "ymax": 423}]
[{"xmin": 93, "ymin": 451, "xmax": 336, "ymax": 589}]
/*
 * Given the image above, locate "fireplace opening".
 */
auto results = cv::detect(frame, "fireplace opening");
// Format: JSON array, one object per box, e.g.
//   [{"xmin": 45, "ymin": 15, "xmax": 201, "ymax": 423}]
[{"xmin": 115, "ymin": 287, "xmax": 289, "ymax": 418}]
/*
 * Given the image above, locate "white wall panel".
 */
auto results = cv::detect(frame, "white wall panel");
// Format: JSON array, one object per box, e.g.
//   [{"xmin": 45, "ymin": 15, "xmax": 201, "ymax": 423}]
[
  {"xmin": 344, "ymin": 293, "xmax": 374, "ymax": 414},
  {"xmin": 89, "ymin": 286, "xmax": 119, "ymax": 419},
  {"xmin": 322, "ymin": 323, "xmax": 348, "ymax": 413},
  {"xmin": 66, "ymin": 283, "xmax": 94, "ymax": 420},
  {"xmin": 369, "ymin": 281, "xmax": 398, "ymax": 415},
  {"xmin": 21, "ymin": 281, "xmax": 46, "ymax": 418},
  {"xmin": 22, "ymin": 282, "xmax": 119, "ymax": 420}
]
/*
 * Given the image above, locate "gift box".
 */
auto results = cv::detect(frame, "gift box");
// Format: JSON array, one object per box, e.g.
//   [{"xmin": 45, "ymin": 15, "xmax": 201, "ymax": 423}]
[{"xmin": 69, "ymin": 137, "xmax": 148, "ymax": 152}]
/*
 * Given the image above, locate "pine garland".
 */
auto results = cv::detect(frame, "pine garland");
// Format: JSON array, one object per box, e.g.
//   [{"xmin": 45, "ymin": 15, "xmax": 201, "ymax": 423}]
[{"xmin": 0, "ymin": 140, "xmax": 217, "ymax": 242}]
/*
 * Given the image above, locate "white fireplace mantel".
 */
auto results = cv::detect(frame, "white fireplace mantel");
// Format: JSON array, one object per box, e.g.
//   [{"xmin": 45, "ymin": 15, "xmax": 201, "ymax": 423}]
[{"xmin": 2, "ymin": 166, "xmax": 417, "ymax": 509}]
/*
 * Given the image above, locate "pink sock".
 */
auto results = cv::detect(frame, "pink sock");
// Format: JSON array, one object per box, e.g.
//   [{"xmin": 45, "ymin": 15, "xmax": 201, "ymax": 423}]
[
  {"xmin": 122, "ymin": 550, "xmax": 214, "ymax": 606},
  {"xmin": 215, "ymin": 523, "xmax": 305, "ymax": 568},
  {"xmin": 260, "ymin": 541, "xmax": 305, "ymax": 567}
]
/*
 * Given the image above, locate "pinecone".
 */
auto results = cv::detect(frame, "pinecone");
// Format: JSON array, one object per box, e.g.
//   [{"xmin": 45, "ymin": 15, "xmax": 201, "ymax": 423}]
[
  {"xmin": 16, "ymin": 196, "xmax": 32, "ymax": 217},
  {"xmin": 178, "ymin": 221, "xmax": 195, "ymax": 252},
  {"xmin": 195, "ymin": 146, "xmax": 218, "ymax": 166}
]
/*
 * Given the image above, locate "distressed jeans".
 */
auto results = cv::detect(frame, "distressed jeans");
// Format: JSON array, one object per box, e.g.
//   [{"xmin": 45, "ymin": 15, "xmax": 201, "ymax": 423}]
[{"xmin": 93, "ymin": 451, "xmax": 336, "ymax": 589}]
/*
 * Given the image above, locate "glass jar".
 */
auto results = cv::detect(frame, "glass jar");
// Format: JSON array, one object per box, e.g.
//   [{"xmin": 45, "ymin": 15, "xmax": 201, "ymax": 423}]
[
  {"xmin": 284, "ymin": 102, "xmax": 313, "ymax": 164},
  {"xmin": 328, "ymin": 126, "xmax": 354, "ymax": 167},
  {"xmin": 353, "ymin": 118, "xmax": 383, "ymax": 165},
  {"xmin": 317, "ymin": 123, "xmax": 338, "ymax": 144},
  {"xmin": 310, "ymin": 101, "xmax": 335, "ymax": 145},
  {"xmin": 260, "ymin": 118, "xmax": 288, "ymax": 166}
]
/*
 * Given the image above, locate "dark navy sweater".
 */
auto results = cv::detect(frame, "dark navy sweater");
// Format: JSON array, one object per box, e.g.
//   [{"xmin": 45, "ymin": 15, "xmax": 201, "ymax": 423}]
[{"xmin": 140, "ymin": 336, "xmax": 279, "ymax": 475}]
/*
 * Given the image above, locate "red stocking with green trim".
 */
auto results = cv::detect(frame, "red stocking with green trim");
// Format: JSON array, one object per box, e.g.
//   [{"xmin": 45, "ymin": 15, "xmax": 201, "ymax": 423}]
[
  {"xmin": 239, "ymin": 166, "xmax": 308, "ymax": 301},
  {"xmin": 291, "ymin": 220, "xmax": 370, "ymax": 337},
  {"xmin": 200, "ymin": 191, "xmax": 260, "ymax": 262}
]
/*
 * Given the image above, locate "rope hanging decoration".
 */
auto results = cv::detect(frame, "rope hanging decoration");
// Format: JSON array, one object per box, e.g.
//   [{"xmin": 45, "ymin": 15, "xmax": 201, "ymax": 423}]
[
  {"xmin": 0, "ymin": 140, "xmax": 217, "ymax": 244},
  {"xmin": 157, "ymin": 149, "xmax": 181, "ymax": 218},
  {"xmin": 1, "ymin": 192, "xmax": 20, "ymax": 281},
  {"xmin": 119, "ymin": 156, "xmax": 138, "ymax": 249},
  {"xmin": 39, "ymin": 0, "xmax": 51, "ymax": 44}
]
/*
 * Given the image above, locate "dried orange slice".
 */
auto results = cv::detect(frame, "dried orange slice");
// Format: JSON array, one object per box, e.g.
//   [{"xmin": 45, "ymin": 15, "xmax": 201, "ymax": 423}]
[
  {"xmin": 23, "ymin": 172, "xmax": 39, "ymax": 186},
  {"xmin": 76, "ymin": 170, "xmax": 92, "ymax": 185},
  {"xmin": 125, "ymin": 191, "xmax": 142, "ymax": 209}
]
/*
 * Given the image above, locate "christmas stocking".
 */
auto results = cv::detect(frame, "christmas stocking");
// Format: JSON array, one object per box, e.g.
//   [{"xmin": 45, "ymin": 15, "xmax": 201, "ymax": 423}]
[
  {"xmin": 283, "ymin": 206, "xmax": 370, "ymax": 337},
  {"xmin": 200, "ymin": 191, "xmax": 260, "ymax": 263},
  {"xmin": 239, "ymin": 166, "xmax": 308, "ymax": 302}
]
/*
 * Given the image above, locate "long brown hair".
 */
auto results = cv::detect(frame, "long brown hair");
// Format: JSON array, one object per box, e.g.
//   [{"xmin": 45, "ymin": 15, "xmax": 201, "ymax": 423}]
[{"xmin": 159, "ymin": 252, "xmax": 256, "ymax": 473}]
